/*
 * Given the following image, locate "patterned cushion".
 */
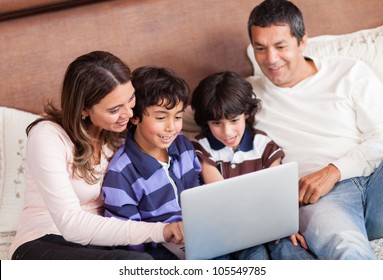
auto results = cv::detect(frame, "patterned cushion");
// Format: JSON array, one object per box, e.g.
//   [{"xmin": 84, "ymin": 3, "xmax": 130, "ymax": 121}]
[
  {"xmin": 371, "ymin": 239, "xmax": 383, "ymax": 260},
  {"xmin": 0, "ymin": 106, "xmax": 39, "ymax": 259}
]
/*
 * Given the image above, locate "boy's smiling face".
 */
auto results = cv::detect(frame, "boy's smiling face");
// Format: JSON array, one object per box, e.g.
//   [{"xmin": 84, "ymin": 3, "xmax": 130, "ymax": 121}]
[
  {"xmin": 131, "ymin": 101, "xmax": 184, "ymax": 161},
  {"xmin": 207, "ymin": 113, "xmax": 247, "ymax": 151}
]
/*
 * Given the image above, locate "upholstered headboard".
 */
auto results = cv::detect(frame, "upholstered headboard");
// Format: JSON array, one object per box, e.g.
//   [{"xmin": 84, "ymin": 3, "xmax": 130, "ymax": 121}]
[{"xmin": 0, "ymin": 0, "xmax": 383, "ymax": 114}]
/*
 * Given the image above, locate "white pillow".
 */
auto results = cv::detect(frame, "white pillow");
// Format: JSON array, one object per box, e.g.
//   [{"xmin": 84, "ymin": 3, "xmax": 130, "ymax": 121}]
[
  {"xmin": 0, "ymin": 106, "xmax": 39, "ymax": 259},
  {"xmin": 247, "ymin": 25, "xmax": 383, "ymax": 83}
]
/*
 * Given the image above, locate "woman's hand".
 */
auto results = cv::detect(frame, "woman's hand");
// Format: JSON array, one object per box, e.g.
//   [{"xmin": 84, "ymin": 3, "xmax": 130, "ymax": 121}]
[{"xmin": 163, "ymin": 221, "xmax": 184, "ymax": 244}]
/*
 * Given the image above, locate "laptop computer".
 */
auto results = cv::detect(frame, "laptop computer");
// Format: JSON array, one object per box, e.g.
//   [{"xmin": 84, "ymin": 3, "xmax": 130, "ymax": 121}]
[{"xmin": 162, "ymin": 162, "xmax": 299, "ymax": 260}]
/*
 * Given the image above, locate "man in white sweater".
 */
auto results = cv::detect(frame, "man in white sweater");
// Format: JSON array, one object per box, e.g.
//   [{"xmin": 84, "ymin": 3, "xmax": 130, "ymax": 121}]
[{"xmin": 247, "ymin": 0, "xmax": 383, "ymax": 259}]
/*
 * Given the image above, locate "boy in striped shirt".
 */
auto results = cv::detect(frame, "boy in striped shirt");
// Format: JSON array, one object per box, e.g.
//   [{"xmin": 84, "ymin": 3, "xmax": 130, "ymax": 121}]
[{"xmin": 102, "ymin": 66, "xmax": 201, "ymax": 259}]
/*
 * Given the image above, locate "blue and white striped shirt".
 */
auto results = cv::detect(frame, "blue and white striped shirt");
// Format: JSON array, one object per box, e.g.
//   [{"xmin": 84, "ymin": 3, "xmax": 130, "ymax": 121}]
[{"xmin": 102, "ymin": 130, "xmax": 201, "ymax": 224}]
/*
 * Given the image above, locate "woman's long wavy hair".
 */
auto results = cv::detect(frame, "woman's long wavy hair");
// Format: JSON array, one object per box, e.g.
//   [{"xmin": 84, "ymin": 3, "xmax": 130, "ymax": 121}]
[{"xmin": 26, "ymin": 51, "xmax": 132, "ymax": 184}]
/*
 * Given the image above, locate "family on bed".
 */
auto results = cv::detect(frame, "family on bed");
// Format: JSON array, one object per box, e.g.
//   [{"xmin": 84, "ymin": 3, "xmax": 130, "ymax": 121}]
[{"xmin": 9, "ymin": 0, "xmax": 383, "ymax": 260}]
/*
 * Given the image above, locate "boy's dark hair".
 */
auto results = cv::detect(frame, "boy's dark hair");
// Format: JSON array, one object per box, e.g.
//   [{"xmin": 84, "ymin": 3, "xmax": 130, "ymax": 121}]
[
  {"xmin": 191, "ymin": 71, "xmax": 261, "ymax": 134},
  {"xmin": 247, "ymin": 0, "xmax": 306, "ymax": 45},
  {"xmin": 130, "ymin": 66, "xmax": 190, "ymax": 126}
]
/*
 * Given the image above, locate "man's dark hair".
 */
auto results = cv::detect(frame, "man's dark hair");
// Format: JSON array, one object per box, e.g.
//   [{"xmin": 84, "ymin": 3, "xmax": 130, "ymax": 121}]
[{"xmin": 248, "ymin": 0, "xmax": 306, "ymax": 45}]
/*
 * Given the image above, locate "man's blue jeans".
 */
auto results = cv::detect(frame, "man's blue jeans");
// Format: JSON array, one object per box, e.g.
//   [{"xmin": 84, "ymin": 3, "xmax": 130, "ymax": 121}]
[{"xmin": 299, "ymin": 161, "xmax": 383, "ymax": 259}]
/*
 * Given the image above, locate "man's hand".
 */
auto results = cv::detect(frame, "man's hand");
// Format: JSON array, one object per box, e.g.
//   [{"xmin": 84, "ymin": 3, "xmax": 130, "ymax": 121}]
[
  {"xmin": 163, "ymin": 221, "xmax": 184, "ymax": 244},
  {"xmin": 299, "ymin": 164, "xmax": 340, "ymax": 205}
]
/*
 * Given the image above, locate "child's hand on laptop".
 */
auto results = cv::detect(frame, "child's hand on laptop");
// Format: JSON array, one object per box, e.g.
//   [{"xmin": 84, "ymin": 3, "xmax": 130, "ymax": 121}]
[
  {"xmin": 275, "ymin": 232, "xmax": 308, "ymax": 249},
  {"xmin": 163, "ymin": 221, "xmax": 184, "ymax": 244},
  {"xmin": 289, "ymin": 233, "xmax": 308, "ymax": 249}
]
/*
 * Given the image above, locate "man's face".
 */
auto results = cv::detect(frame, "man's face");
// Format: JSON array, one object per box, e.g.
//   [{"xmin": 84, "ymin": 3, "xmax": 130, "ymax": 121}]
[{"xmin": 251, "ymin": 24, "xmax": 308, "ymax": 88}]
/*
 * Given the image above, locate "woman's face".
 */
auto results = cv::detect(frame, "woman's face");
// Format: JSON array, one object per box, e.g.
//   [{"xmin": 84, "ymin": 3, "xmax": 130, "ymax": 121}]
[{"xmin": 83, "ymin": 81, "xmax": 136, "ymax": 137}]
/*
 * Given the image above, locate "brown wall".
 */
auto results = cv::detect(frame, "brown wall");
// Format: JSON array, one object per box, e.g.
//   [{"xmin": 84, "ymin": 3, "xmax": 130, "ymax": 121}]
[{"xmin": 1, "ymin": 0, "xmax": 383, "ymax": 114}]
